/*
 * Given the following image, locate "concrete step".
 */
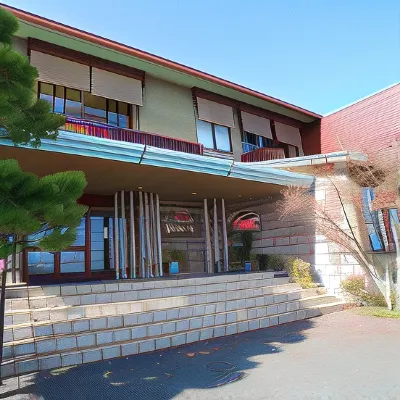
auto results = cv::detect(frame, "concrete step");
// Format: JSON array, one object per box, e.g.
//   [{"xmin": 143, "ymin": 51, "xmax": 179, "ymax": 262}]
[
  {"xmin": 4, "ymin": 281, "xmax": 300, "ymax": 327},
  {"xmin": 4, "ymin": 284, "xmax": 302, "ymax": 341},
  {"xmin": 305, "ymin": 301, "xmax": 345, "ymax": 317},
  {"xmin": 3, "ymin": 297, "xmax": 304, "ymax": 360},
  {"xmin": 297, "ymin": 287, "xmax": 327, "ymax": 298},
  {"xmin": 5, "ymin": 272, "xmax": 279, "ymax": 299},
  {"xmin": 1, "ymin": 308, "xmax": 306, "ymax": 378},
  {"xmin": 299, "ymin": 295, "xmax": 339, "ymax": 308},
  {"xmin": 5, "ymin": 276, "xmax": 291, "ymax": 311}
]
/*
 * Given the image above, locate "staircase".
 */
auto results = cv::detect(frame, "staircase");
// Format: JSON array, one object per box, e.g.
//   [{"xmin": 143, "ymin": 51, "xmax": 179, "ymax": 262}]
[{"xmin": 1, "ymin": 272, "xmax": 343, "ymax": 378}]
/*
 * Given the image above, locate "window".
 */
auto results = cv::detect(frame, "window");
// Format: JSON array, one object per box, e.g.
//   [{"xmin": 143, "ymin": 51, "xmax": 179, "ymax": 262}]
[
  {"xmin": 196, "ymin": 120, "xmax": 231, "ymax": 152},
  {"xmin": 243, "ymin": 131, "xmax": 274, "ymax": 149},
  {"xmin": 38, "ymin": 82, "xmax": 131, "ymax": 128}
]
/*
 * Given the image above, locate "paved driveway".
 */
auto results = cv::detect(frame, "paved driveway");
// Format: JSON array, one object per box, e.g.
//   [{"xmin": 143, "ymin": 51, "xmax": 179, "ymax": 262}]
[{"xmin": 1, "ymin": 310, "xmax": 400, "ymax": 400}]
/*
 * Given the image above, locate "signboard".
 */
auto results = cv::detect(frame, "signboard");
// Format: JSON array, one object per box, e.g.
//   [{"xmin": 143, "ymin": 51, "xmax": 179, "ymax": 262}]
[
  {"xmin": 232, "ymin": 211, "xmax": 261, "ymax": 232},
  {"xmin": 161, "ymin": 208, "xmax": 202, "ymax": 238}
]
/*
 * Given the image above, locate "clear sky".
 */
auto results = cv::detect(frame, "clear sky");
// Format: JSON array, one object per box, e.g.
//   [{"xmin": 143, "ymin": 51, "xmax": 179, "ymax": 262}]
[{"xmin": 3, "ymin": 0, "xmax": 399, "ymax": 115}]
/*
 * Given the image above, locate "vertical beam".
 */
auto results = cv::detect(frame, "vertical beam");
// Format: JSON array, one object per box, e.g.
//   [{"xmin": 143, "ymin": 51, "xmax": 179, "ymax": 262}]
[
  {"xmin": 121, "ymin": 190, "xmax": 128, "ymax": 279},
  {"xmin": 144, "ymin": 192, "xmax": 152, "ymax": 278},
  {"xmin": 150, "ymin": 193, "xmax": 158, "ymax": 276},
  {"xmin": 156, "ymin": 194, "xmax": 163, "ymax": 277},
  {"xmin": 138, "ymin": 191, "xmax": 145, "ymax": 278},
  {"xmin": 213, "ymin": 198, "xmax": 220, "ymax": 273},
  {"xmin": 129, "ymin": 191, "xmax": 136, "ymax": 279},
  {"xmin": 221, "ymin": 198, "xmax": 229, "ymax": 272},
  {"xmin": 204, "ymin": 199, "xmax": 212, "ymax": 274},
  {"xmin": 114, "ymin": 192, "xmax": 120, "ymax": 280}
]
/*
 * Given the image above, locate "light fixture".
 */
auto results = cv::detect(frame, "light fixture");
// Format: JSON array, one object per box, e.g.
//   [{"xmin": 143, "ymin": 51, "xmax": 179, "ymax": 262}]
[
  {"xmin": 238, "ymin": 195, "xmax": 242, "ymax": 198},
  {"xmin": 191, "ymin": 192, "xmax": 197, "ymax": 195},
  {"xmin": 137, "ymin": 186, "xmax": 143, "ymax": 190}
]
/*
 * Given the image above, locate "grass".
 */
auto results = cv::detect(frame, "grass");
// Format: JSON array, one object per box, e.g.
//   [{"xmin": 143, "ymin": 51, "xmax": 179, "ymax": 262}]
[{"xmin": 354, "ymin": 306, "xmax": 400, "ymax": 319}]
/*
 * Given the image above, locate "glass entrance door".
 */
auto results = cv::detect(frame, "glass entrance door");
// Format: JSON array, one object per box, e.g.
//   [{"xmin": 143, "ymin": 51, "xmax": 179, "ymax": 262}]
[{"xmin": 90, "ymin": 213, "xmax": 115, "ymax": 272}]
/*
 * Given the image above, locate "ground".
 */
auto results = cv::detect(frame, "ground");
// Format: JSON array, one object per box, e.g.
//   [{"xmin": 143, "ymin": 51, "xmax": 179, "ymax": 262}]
[{"xmin": 1, "ymin": 310, "xmax": 400, "ymax": 400}]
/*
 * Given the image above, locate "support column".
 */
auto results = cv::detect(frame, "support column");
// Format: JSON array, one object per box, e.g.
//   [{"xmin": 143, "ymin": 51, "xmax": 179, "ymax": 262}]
[
  {"xmin": 120, "ymin": 190, "xmax": 128, "ymax": 279},
  {"xmin": 213, "ymin": 198, "xmax": 220, "ymax": 273},
  {"xmin": 114, "ymin": 192, "xmax": 120, "ymax": 280},
  {"xmin": 139, "ymin": 191, "xmax": 145, "ymax": 278},
  {"xmin": 144, "ymin": 192, "xmax": 152, "ymax": 278},
  {"xmin": 129, "ymin": 191, "xmax": 136, "ymax": 279},
  {"xmin": 156, "ymin": 194, "xmax": 163, "ymax": 277},
  {"xmin": 221, "ymin": 198, "xmax": 229, "ymax": 272},
  {"xmin": 204, "ymin": 199, "xmax": 212, "ymax": 274},
  {"xmin": 150, "ymin": 193, "xmax": 158, "ymax": 276}
]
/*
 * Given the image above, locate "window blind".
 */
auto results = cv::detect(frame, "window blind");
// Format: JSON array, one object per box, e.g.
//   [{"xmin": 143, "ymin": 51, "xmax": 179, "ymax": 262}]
[
  {"xmin": 196, "ymin": 97, "xmax": 234, "ymax": 127},
  {"xmin": 30, "ymin": 51, "xmax": 90, "ymax": 91},
  {"xmin": 91, "ymin": 68, "xmax": 143, "ymax": 106},
  {"xmin": 241, "ymin": 111, "xmax": 272, "ymax": 139},
  {"xmin": 275, "ymin": 122, "xmax": 303, "ymax": 153}
]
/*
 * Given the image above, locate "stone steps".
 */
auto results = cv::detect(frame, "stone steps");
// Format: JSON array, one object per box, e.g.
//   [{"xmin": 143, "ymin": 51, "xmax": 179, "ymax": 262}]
[
  {"xmin": 1, "ymin": 273, "xmax": 343, "ymax": 379},
  {"xmin": 4, "ymin": 279, "xmax": 296, "ymax": 326},
  {"xmin": 3, "ymin": 296, "xmax": 304, "ymax": 360},
  {"xmin": 4, "ymin": 283, "xmax": 302, "ymax": 341},
  {"xmin": 5, "ymin": 276, "xmax": 292, "ymax": 312},
  {"xmin": 4, "ymin": 272, "xmax": 279, "ymax": 299},
  {"xmin": 1, "ymin": 308, "xmax": 314, "ymax": 377}
]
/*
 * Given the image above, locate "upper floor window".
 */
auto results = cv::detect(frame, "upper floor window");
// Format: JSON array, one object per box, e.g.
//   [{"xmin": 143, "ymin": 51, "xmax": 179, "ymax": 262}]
[
  {"xmin": 38, "ymin": 82, "xmax": 130, "ymax": 128},
  {"xmin": 243, "ymin": 131, "xmax": 275, "ymax": 149},
  {"xmin": 196, "ymin": 120, "xmax": 232, "ymax": 152}
]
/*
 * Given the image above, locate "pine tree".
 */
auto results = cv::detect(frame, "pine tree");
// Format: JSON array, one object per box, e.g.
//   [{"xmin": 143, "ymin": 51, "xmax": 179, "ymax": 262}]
[
  {"xmin": 0, "ymin": 7, "xmax": 65, "ymax": 147},
  {"xmin": 0, "ymin": 159, "xmax": 88, "ymax": 259}
]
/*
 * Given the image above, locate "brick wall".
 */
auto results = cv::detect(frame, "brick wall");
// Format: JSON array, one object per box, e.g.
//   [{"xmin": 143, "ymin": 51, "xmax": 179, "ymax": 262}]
[
  {"xmin": 249, "ymin": 165, "xmax": 366, "ymax": 295},
  {"xmin": 321, "ymin": 83, "xmax": 400, "ymax": 155}
]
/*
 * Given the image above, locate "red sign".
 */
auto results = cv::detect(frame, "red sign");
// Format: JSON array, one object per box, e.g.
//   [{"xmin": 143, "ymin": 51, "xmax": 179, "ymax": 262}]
[{"xmin": 233, "ymin": 212, "xmax": 260, "ymax": 231}]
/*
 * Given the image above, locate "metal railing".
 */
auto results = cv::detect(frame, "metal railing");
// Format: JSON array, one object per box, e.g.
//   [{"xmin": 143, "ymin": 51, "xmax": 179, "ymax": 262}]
[
  {"xmin": 64, "ymin": 117, "xmax": 204, "ymax": 155},
  {"xmin": 241, "ymin": 146, "xmax": 286, "ymax": 162},
  {"xmin": 241, "ymin": 142, "xmax": 260, "ymax": 154}
]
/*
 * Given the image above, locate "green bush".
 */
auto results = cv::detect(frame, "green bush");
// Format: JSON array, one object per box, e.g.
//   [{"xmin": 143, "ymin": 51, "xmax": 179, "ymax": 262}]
[
  {"xmin": 340, "ymin": 275, "xmax": 387, "ymax": 307},
  {"xmin": 266, "ymin": 254, "xmax": 286, "ymax": 271},
  {"xmin": 256, "ymin": 254, "xmax": 269, "ymax": 271},
  {"xmin": 285, "ymin": 258, "xmax": 313, "ymax": 288}
]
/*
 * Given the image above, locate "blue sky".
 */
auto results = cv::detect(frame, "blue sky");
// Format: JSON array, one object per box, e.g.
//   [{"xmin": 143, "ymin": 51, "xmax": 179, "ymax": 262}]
[{"xmin": 3, "ymin": 0, "xmax": 399, "ymax": 115}]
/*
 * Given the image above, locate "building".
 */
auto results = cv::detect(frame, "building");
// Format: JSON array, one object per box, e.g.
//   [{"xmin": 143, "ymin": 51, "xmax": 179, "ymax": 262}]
[{"xmin": 1, "ymin": 4, "xmax": 322, "ymax": 286}]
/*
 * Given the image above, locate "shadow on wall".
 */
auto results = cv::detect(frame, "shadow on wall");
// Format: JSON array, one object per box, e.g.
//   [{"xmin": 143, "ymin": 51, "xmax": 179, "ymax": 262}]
[{"xmin": 1, "ymin": 320, "xmax": 315, "ymax": 400}]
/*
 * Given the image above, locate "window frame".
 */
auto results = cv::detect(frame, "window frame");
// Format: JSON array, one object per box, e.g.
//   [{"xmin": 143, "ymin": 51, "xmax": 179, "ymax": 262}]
[
  {"xmin": 38, "ymin": 81, "xmax": 132, "ymax": 128},
  {"xmin": 196, "ymin": 120, "xmax": 232, "ymax": 153}
]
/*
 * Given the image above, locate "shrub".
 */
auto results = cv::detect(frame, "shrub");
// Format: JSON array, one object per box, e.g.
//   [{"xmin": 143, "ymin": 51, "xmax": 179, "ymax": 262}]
[
  {"xmin": 340, "ymin": 275, "xmax": 387, "ymax": 307},
  {"xmin": 285, "ymin": 258, "xmax": 313, "ymax": 288},
  {"xmin": 256, "ymin": 254, "xmax": 269, "ymax": 271},
  {"xmin": 266, "ymin": 254, "xmax": 286, "ymax": 271}
]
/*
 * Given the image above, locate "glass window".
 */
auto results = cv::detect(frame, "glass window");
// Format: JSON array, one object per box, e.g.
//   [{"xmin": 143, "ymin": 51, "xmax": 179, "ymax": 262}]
[
  {"xmin": 39, "ymin": 82, "xmax": 54, "ymax": 110},
  {"xmin": 28, "ymin": 252, "xmax": 55, "ymax": 275},
  {"xmin": 214, "ymin": 124, "xmax": 231, "ymax": 152},
  {"xmin": 196, "ymin": 120, "xmax": 214, "ymax": 149},
  {"xmin": 84, "ymin": 93, "xmax": 107, "ymax": 122},
  {"xmin": 54, "ymin": 86, "xmax": 65, "ymax": 114},
  {"xmin": 72, "ymin": 218, "xmax": 86, "ymax": 247},
  {"xmin": 60, "ymin": 251, "xmax": 85, "ymax": 273},
  {"xmin": 118, "ymin": 114, "xmax": 128, "ymax": 128},
  {"xmin": 65, "ymin": 88, "xmax": 82, "ymax": 118}
]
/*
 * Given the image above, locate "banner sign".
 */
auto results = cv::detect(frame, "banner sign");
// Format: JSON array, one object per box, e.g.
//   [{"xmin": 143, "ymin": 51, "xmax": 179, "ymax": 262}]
[
  {"xmin": 232, "ymin": 211, "xmax": 261, "ymax": 231},
  {"xmin": 161, "ymin": 208, "xmax": 202, "ymax": 237}
]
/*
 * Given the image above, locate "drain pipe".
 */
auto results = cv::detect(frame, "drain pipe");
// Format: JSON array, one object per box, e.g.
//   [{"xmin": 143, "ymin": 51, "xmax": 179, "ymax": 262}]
[
  {"xmin": 221, "ymin": 199, "xmax": 229, "ymax": 272},
  {"xmin": 156, "ymin": 194, "xmax": 163, "ymax": 277},
  {"xmin": 129, "ymin": 191, "xmax": 136, "ymax": 279}
]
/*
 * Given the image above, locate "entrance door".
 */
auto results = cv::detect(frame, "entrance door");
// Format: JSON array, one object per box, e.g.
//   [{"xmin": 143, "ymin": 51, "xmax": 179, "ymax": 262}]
[{"xmin": 89, "ymin": 213, "xmax": 115, "ymax": 273}]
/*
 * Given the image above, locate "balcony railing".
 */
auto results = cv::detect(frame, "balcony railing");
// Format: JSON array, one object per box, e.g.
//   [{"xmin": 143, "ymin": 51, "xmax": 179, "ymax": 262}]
[
  {"xmin": 241, "ymin": 145, "xmax": 286, "ymax": 162},
  {"xmin": 64, "ymin": 117, "xmax": 203, "ymax": 155}
]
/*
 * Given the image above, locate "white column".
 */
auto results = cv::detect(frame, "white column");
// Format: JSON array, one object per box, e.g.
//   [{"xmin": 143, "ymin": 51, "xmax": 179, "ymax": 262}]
[
  {"xmin": 204, "ymin": 199, "xmax": 212, "ymax": 274},
  {"xmin": 139, "ymin": 191, "xmax": 145, "ymax": 278},
  {"xmin": 156, "ymin": 194, "xmax": 163, "ymax": 277},
  {"xmin": 120, "ymin": 190, "xmax": 128, "ymax": 279},
  {"xmin": 144, "ymin": 192, "xmax": 152, "ymax": 277},
  {"xmin": 129, "ymin": 191, "xmax": 136, "ymax": 279},
  {"xmin": 150, "ymin": 193, "xmax": 158, "ymax": 276},
  {"xmin": 114, "ymin": 192, "xmax": 120, "ymax": 280},
  {"xmin": 221, "ymin": 198, "xmax": 229, "ymax": 272},
  {"xmin": 213, "ymin": 198, "xmax": 220, "ymax": 273}
]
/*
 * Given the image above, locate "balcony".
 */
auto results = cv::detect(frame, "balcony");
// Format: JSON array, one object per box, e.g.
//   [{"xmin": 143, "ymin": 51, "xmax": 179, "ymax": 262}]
[
  {"xmin": 241, "ymin": 143, "xmax": 286, "ymax": 162},
  {"xmin": 64, "ymin": 117, "xmax": 203, "ymax": 155}
]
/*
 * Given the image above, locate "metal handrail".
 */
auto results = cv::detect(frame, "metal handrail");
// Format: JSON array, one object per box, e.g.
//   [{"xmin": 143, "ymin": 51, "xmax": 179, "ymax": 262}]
[
  {"xmin": 64, "ymin": 117, "xmax": 204, "ymax": 155},
  {"xmin": 241, "ymin": 146, "xmax": 286, "ymax": 162}
]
